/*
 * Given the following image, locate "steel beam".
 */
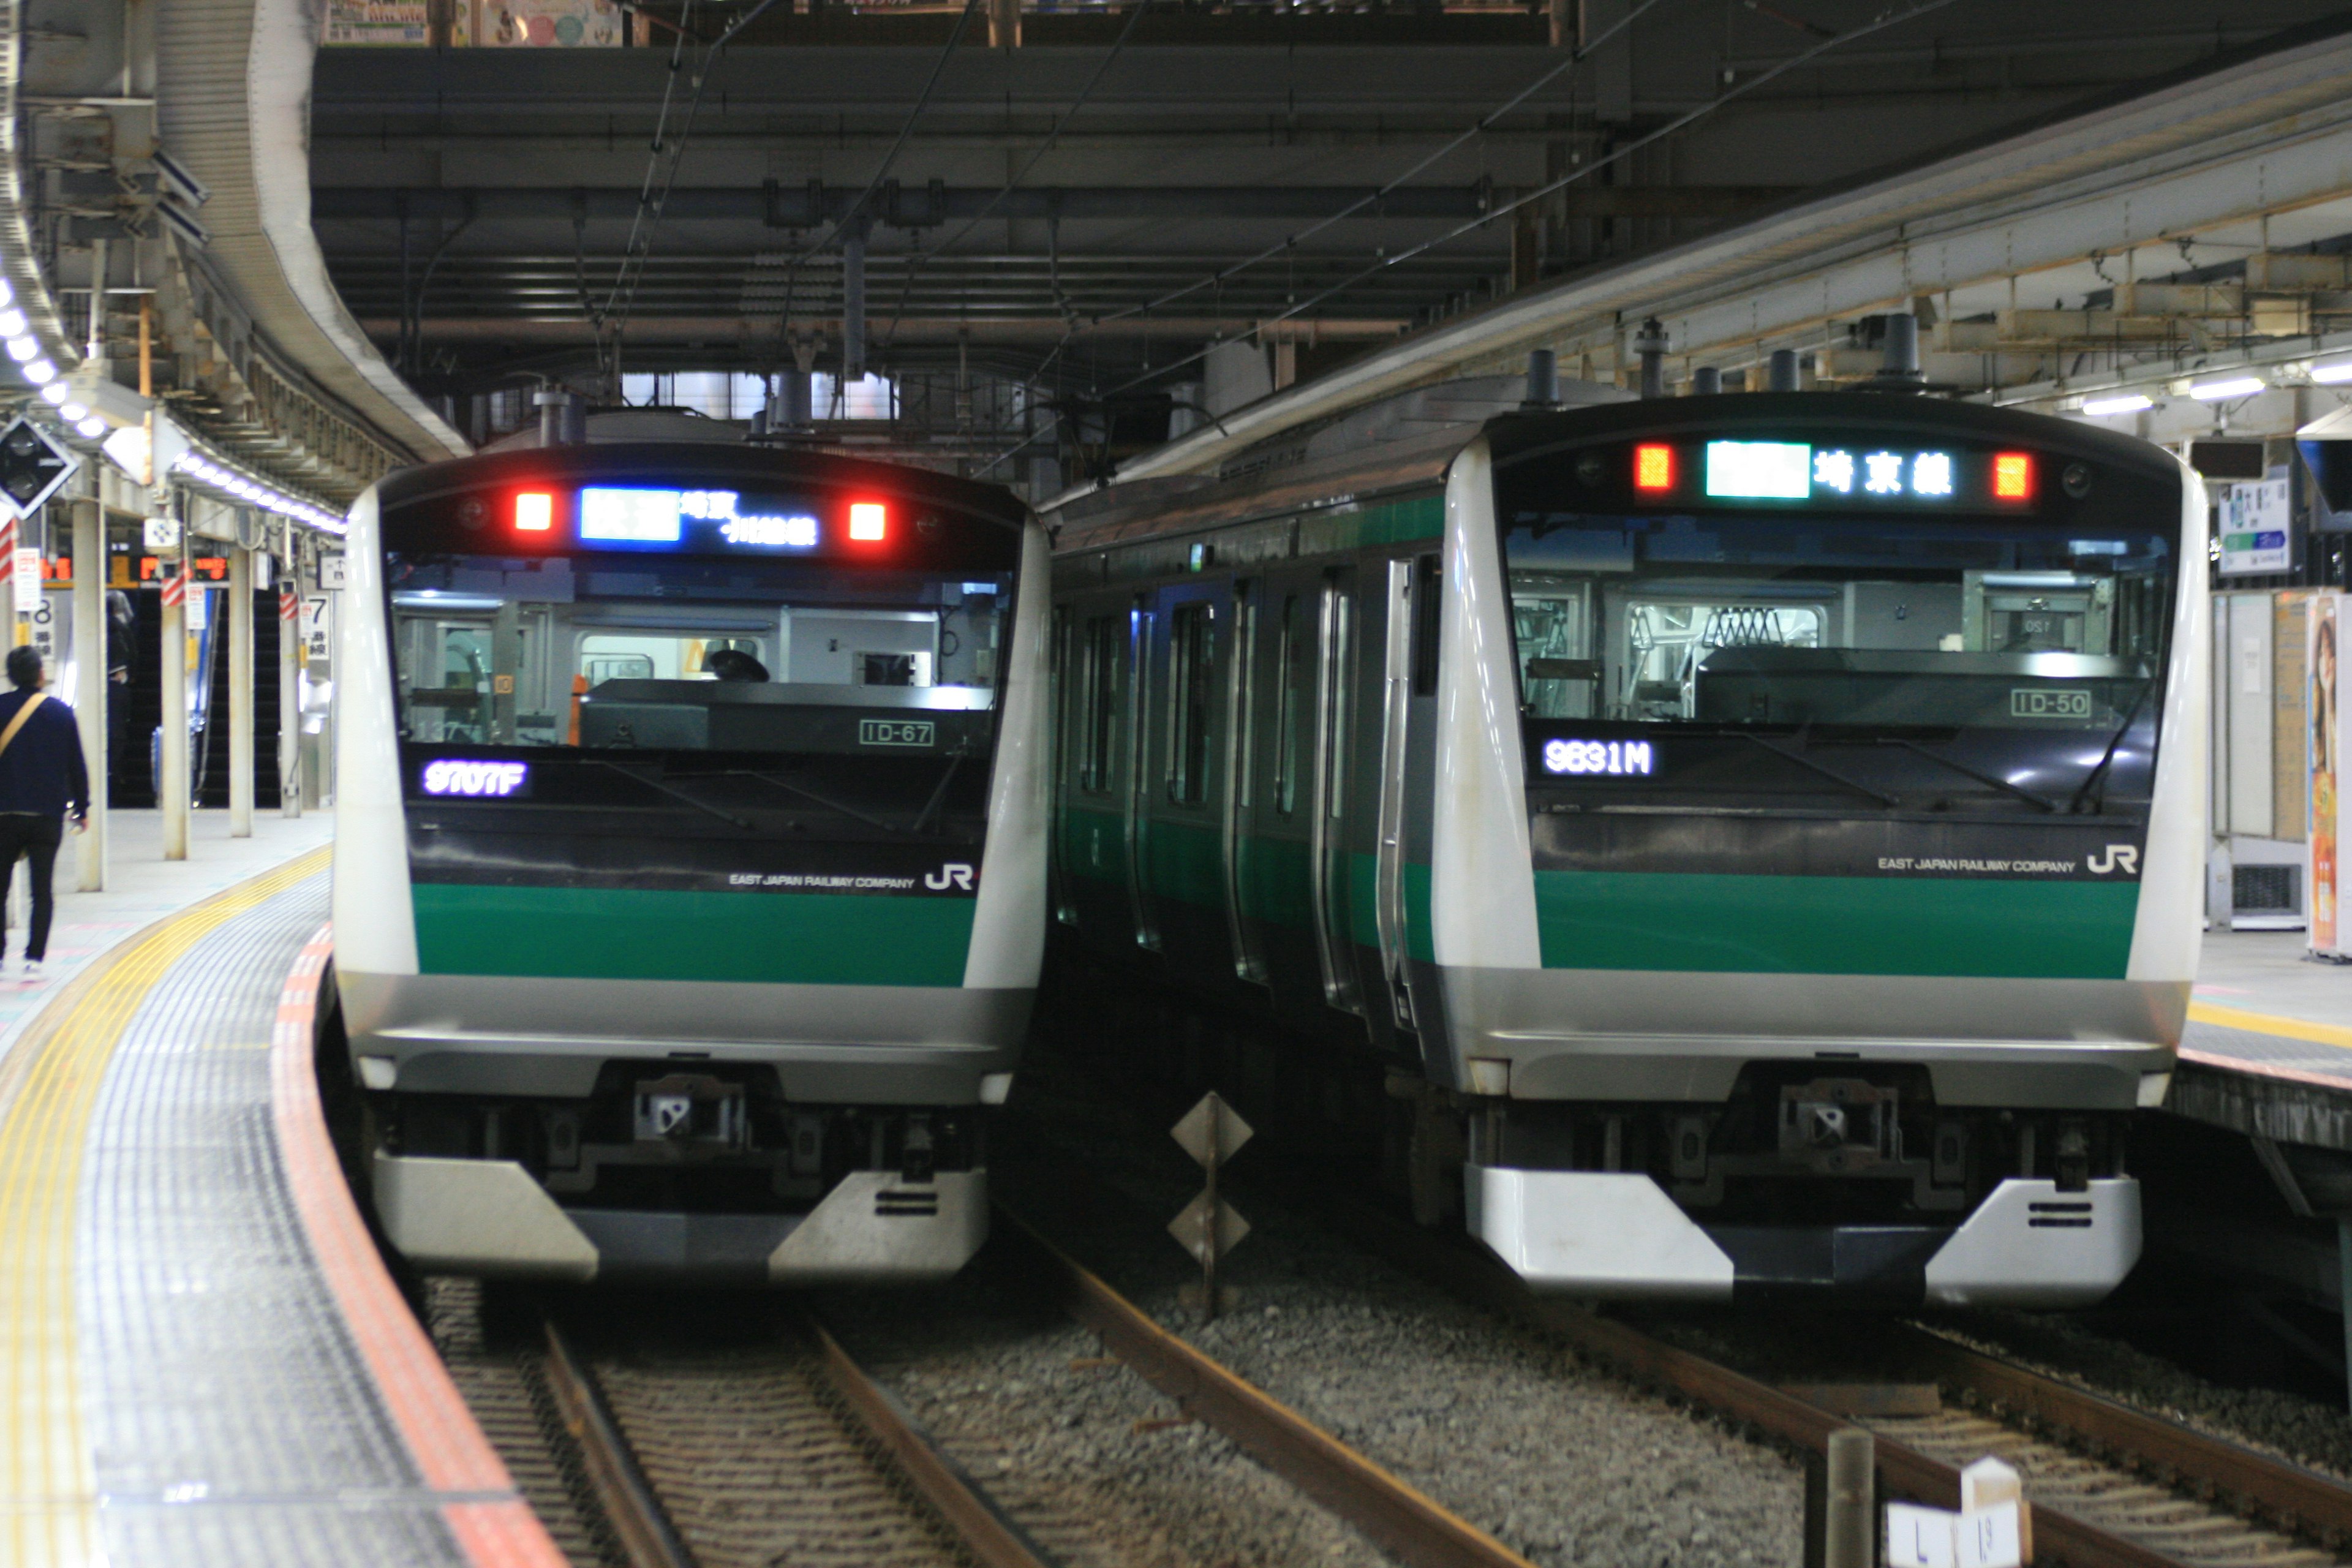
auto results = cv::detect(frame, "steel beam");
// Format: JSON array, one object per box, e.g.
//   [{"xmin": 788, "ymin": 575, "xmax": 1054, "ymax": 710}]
[{"xmin": 310, "ymin": 184, "xmax": 1795, "ymax": 225}]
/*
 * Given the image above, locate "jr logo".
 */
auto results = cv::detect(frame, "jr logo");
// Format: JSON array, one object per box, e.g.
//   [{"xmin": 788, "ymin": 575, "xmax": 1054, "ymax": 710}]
[
  {"xmin": 925, "ymin": 862, "xmax": 976, "ymax": 892},
  {"xmin": 2085, "ymin": 845, "xmax": 2141, "ymax": 876}
]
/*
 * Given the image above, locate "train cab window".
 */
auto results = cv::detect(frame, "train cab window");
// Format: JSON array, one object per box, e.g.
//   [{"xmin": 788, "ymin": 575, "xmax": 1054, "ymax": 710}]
[
  {"xmin": 1167, "ymin": 602, "xmax": 1215, "ymax": 806},
  {"xmin": 1273, "ymin": 594, "xmax": 1303, "ymax": 816},
  {"xmin": 1493, "ymin": 445, "xmax": 2183, "ymax": 815},
  {"xmin": 382, "ymin": 501, "xmax": 1020, "ymax": 836}
]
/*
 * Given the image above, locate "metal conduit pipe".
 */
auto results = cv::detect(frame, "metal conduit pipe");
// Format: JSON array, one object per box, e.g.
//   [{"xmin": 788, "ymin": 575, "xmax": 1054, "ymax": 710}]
[
  {"xmin": 1634, "ymin": 317, "xmax": 1666, "ymax": 401},
  {"xmin": 842, "ymin": 226, "xmax": 869, "ymax": 385}
]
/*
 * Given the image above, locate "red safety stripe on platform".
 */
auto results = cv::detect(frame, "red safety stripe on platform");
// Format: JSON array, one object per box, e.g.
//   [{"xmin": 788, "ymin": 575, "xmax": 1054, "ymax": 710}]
[
  {"xmin": 2177, "ymin": 1046, "xmax": 2352, "ymax": 1094},
  {"xmin": 268, "ymin": 926, "xmax": 570, "ymax": 1568}
]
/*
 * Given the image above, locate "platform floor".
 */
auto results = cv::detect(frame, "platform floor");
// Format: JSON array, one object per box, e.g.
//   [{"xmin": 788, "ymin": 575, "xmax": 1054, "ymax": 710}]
[
  {"xmin": 2187, "ymin": 929, "xmax": 2352, "ymax": 1088},
  {"xmin": 0, "ymin": 816, "xmax": 558, "ymax": 1568}
]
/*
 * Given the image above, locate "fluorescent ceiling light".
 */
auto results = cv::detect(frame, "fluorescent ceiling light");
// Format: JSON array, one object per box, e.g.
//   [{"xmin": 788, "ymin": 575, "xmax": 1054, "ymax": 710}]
[
  {"xmin": 2313, "ymin": 360, "xmax": 2352, "ymax": 385},
  {"xmin": 2082, "ymin": 394, "xmax": 2152, "ymax": 417},
  {"xmin": 58, "ymin": 403, "xmax": 86, "ymax": 422},
  {"xmin": 74, "ymin": 417, "xmax": 104, "ymax": 440},
  {"xmin": 24, "ymin": 361, "xmax": 56, "ymax": 384},
  {"xmin": 37, "ymin": 384, "xmax": 65, "ymax": 406},
  {"xmin": 2190, "ymin": 375, "xmax": 2266, "ymax": 401}
]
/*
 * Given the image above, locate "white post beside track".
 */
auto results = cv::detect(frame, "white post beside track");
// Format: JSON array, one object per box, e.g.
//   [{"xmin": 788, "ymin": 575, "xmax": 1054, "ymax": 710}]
[
  {"xmin": 227, "ymin": 543, "xmax": 252, "ymax": 838},
  {"xmin": 279, "ymin": 525, "xmax": 301, "ymax": 818},
  {"xmin": 72, "ymin": 496, "xmax": 104, "ymax": 892},
  {"xmin": 160, "ymin": 551, "xmax": 188, "ymax": 861}
]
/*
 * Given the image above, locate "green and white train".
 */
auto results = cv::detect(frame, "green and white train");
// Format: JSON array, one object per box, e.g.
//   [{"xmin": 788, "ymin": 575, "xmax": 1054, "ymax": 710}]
[
  {"xmin": 326, "ymin": 423, "xmax": 1048, "ymax": 1283},
  {"xmin": 1047, "ymin": 384, "xmax": 2205, "ymax": 1306}
]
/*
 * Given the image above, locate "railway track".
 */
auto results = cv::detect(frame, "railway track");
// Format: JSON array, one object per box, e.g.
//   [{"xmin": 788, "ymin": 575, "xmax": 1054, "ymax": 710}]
[
  {"xmin": 1283, "ymin": 1181, "xmax": 2352, "ymax": 1568},
  {"xmin": 998, "ymin": 1077, "xmax": 2352, "ymax": 1568},
  {"xmin": 434, "ymin": 1278, "xmax": 1061, "ymax": 1568}
]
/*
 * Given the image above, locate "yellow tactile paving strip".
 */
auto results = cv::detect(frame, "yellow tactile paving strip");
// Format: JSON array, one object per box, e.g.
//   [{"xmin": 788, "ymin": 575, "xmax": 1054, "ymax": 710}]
[
  {"xmin": 0, "ymin": 848, "xmax": 327, "ymax": 1568},
  {"xmin": 2187, "ymin": 999, "xmax": 2352, "ymax": 1055}
]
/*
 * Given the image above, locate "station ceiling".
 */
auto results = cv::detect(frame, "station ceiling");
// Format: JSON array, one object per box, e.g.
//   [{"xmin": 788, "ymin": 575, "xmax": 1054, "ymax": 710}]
[{"xmin": 307, "ymin": 0, "xmax": 2337, "ymax": 414}]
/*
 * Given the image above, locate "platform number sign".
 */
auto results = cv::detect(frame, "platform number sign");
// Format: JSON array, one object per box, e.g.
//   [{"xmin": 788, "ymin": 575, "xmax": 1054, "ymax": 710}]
[
  {"xmin": 0, "ymin": 418, "xmax": 78, "ymax": 518},
  {"xmin": 301, "ymin": 593, "xmax": 333, "ymax": 667}
]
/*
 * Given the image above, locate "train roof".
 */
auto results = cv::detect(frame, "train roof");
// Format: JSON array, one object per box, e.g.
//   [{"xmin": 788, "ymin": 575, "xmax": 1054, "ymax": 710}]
[
  {"xmin": 1050, "ymin": 388, "xmax": 2185, "ymax": 556},
  {"xmin": 375, "ymin": 437, "xmax": 1032, "ymax": 531}
]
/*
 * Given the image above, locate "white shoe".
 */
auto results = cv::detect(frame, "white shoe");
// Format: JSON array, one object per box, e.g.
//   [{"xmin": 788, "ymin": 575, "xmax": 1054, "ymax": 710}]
[{"xmin": 21, "ymin": 960, "xmax": 45, "ymax": 981}]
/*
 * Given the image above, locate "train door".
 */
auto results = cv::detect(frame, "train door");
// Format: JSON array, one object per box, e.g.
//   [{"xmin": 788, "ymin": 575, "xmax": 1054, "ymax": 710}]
[
  {"xmin": 1050, "ymin": 606, "xmax": 1076, "ymax": 925},
  {"xmin": 1059, "ymin": 602, "xmax": 1131, "ymax": 951},
  {"xmin": 1221, "ymin": 578, "xmax": 1269, "ymax": 984},
  {"xmin": 1310, "ymin": 568, "xmax": 1363, "ymax": 1014},
  {"xmin": 1372, "ymin": 557, "xmax": 1417, "ymax": 1028},
  {"xmin": 1122, "ymin": 594, "xmax": 1161, "ymax": 949}
]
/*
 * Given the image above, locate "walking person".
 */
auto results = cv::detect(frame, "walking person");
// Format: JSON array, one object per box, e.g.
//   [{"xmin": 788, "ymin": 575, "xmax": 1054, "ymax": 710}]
[{"xmin": 0, "ymin": 647, "xmax": 88, "ymax": 980}]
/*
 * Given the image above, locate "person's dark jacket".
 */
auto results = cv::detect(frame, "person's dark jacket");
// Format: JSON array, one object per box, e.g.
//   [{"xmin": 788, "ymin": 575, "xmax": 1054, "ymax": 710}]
[{"xmin": 0, "ymin": 691, "xmax": 89, "ymax": 820}]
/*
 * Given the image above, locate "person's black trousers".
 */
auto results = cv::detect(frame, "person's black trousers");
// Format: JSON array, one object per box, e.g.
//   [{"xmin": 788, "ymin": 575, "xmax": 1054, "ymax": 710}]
[{"xmin": 0, "ymin": 813, "xmax": 66, "ymax": 960}]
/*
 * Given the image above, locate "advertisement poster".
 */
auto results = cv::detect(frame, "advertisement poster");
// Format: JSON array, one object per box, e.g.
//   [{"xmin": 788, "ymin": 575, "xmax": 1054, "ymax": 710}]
[
  {"xmin": 473, "ymin": 0, "xmax": 623, "ymax": 46},
  {"xmin": 2312, "ymin": 593, "xmax": 2340, "ymax": 954},
  {"xmin": 324, "ymin": 0, "xmax": 430, "ymax": 45}
]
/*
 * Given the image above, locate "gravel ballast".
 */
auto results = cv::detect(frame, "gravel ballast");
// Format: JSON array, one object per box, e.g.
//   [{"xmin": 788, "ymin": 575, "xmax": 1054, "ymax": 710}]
[{"xmin": 968, "ymin": 1073, "xmax": 1806, "ymax": 1568}]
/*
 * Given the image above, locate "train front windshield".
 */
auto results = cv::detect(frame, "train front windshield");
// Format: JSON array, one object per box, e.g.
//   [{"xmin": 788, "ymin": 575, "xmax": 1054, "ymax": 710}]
[
  {"xmin": 384, "ymin": 481, "xmax": 1019, "ymax": 840},
  {"xmin": 1495, "ymin": 437, "xmax": 2179, "ymax": 815}
]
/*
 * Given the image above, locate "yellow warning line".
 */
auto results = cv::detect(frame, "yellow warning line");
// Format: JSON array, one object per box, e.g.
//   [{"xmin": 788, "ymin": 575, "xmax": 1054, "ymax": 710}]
[
  {"xmin": 2187, "ymin": 998, "xmax": 2352, "ymax": 1054},
  {"xmin": 0, "ymin": 848, "xmax": 328, "ymax": 1567}
]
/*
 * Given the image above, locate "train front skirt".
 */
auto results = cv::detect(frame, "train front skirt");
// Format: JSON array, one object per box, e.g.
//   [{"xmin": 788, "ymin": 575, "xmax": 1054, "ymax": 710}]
[{"xmin": 1468, "ymin": 1166, "xmax": 2141, "ymax": 1308}]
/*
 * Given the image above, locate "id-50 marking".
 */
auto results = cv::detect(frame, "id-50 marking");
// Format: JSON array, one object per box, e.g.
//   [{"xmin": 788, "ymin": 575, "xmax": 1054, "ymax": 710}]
[{"xmin": 0, "ymin": 848, "xmax": 326, "ymax": 1568}]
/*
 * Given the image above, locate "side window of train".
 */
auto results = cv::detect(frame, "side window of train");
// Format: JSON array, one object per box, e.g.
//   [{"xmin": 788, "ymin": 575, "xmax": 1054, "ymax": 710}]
[
  {"xmin": 1079, "ymin": 615, "xmax": 1121, "ymax": 794},
  {"xmin": 1412, "ymin": 554, "xmax": 1441, "ymax": 696},
  {"xmin": 1273, "ymin": 594, "xmax": 1303, "ymax": 816},
  {"xmin": 1167, "ymin": 602, "xmax": 1215, "ymax": 806}
]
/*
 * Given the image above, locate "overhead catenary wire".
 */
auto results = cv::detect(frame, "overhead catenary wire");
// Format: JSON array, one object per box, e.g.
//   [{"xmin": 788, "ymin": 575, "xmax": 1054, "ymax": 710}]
[
  {"xmin": 978, "ymin": 0, "xmax": 1977, "ymax": 478},
  {"xmin": 594, "ymin": 0, "xmax": 788, "ymax": 383},
  {"xmin": 767, "ymin": 0, "xmax": 989, "ymax": 369},
  {"xmin": 874, "ymin": 0, "xmax": 1158, "ymax": 354}
]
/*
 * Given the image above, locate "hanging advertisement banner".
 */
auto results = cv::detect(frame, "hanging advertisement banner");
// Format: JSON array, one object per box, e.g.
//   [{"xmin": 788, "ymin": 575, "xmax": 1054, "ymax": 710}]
[
  {"xmin": 324, "ymin": 0, "xmax": 430, "ymax": 44},
  {"xmin": 473, "ymin": 0, "xmax": 622, "ymax": 46},
  {"xmin": 2312, "ymin": 593, "xmax": 2343, "ymax": 956}
]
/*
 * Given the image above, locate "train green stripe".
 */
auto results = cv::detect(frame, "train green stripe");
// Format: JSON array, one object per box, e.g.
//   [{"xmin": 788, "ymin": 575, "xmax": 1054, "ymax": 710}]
[
  {"xmin": 412, "ymin": 883, "xmax": 975, "ymax": 985},
  {"xmin": 1532, "ymin": 869, "xmax": 2138, "ymax": 978},
  {"xmin": 1057, "ymin": 804, "xmax": 1434, "ymax": 960}
]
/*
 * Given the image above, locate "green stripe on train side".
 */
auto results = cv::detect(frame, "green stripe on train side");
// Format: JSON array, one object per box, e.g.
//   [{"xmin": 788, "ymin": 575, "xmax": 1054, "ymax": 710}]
[
  {"xmin": 412, "ymin": 883, "xmax": 976, "ymax": 985},
  {"xmin": 1533, "ymin": 869, "xmax": 2138, "ymax": 978}
]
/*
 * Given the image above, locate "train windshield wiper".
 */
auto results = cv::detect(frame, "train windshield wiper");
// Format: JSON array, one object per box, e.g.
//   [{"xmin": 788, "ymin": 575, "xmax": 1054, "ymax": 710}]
[
  {"xmin": 2065, "ymin": 679, "xmax": 2157, "ymax": 815},
  {"xmin": 721, "ymin": 770, "xmax": 902, "ymax": 834},
  {"xmin": 1869, "ymin": 739, "xmax": 2060, "ymax": 813},
  {"xmin": 1731, "ymin": 732, "xmax": 1899, "ymax": 808},
  {"xmin": 583, "ymin": 760, "xmax": 755, "ymax": 831}
]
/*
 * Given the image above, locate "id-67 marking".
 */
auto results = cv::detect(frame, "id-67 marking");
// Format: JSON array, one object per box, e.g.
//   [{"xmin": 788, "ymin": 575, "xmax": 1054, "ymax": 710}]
[{"xmin": 860, "ymin": 718, "xmax": 937, "ymax": 748}]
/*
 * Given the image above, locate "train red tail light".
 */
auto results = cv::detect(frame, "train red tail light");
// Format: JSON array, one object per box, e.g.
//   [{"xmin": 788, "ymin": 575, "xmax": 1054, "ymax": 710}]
[
  {"xmin": 1991, "ymin": 452, "xmax": 2034, "ymax": 501},
  {"xmin": 1634, "ymin": 443, "xmax": 1675, "ymax": 492},
  {"xmin": 848, "ymin": 502, "xmax": 888, "ymax": 541},
  {"xmin": 515, "ymin": 491, "xmax": 554, "ymax": 531}
]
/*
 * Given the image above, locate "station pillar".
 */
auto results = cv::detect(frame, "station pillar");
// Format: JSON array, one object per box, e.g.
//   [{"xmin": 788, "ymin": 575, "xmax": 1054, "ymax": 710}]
[
  {"xmin": 227, "ymin": 544, "xmax": 252, "ymax": 837},
  {"xmin": 160, "ymin": 554, "xmax": 187, "ymax": 861},
  {"xmin": 279, "ymin": 529, "xmax": 301, "ymax": 818},
  {"xmin": 70, "ymin": 497, "xmax": 104, "ymax": 891}
]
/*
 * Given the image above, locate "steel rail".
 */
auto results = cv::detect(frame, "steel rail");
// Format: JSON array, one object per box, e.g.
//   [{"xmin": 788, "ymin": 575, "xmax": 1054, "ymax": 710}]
[
  {"xmin": 995, "ymin": 1207, "xmax": 1539, "ymax": 1568},
  {"xmin": 537, "ymin": 1305, "xmax": 1061, "ymax": 1568},
  {"xmin": 540, "ymin": 1314, "xmax": 698, "ymax": 1568},
  {"xmin": 799, "ymin": 1311, "xmax": 1064, "ymax": 1568},
  {"xmin": 1893, "ymin": 1325, "xmax": 2352, "ymax": 1544},
  {"xmin": 1283, "ymin": 1190, "xmax": 2187, "ymax": 1568}
]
